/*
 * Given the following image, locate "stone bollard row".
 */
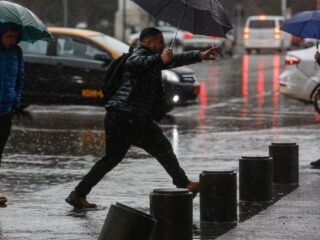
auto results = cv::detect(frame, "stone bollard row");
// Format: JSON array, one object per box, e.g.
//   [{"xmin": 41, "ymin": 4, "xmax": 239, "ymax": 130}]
[{"xmin": 99, "ymin": 143, "xmax": 299, "ymax": 239}]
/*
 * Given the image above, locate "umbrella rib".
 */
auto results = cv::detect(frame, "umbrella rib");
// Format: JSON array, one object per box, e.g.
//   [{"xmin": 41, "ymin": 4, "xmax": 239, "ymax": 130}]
[{"xmin": 193, "ymin": 9, "xmax": 196, "ymax": 33}]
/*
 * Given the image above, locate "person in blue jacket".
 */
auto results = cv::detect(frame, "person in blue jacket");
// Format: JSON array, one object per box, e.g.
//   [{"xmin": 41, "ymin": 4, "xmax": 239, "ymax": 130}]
[{"xmin": 0, "ymin": 22, "xmax": 25, "ymax": 205}]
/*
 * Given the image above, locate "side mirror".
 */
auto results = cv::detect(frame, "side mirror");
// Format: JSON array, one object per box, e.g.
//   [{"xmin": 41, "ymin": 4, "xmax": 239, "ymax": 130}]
[{"xmin": 95, "ymin": 53, "xmax": 112, "ymax": 63}]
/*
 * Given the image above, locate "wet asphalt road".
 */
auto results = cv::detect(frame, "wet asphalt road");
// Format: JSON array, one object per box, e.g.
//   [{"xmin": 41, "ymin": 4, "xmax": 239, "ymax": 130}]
[{"xmin": 0, "ymin": 51, "xmax": 319, "ymax": 239}]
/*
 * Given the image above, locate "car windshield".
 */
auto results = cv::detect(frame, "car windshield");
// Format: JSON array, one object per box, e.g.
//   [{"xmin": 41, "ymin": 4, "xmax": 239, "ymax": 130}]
[{"xmin": 90, "ymin": 34, "xmax": 129, "ymax": 54}]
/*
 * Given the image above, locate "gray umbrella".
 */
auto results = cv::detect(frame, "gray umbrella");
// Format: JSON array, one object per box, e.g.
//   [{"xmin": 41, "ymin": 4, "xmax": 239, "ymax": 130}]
[{"xmin": 131, "ymin": 0, "xmax": 233, "ymax": 47}]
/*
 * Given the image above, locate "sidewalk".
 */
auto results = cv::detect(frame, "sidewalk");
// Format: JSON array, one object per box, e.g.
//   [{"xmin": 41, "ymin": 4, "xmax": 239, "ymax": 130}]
[
  {"xmin": 217, "ymin": 170, "xmax": 320, "ymax": 240},
  {"xmin": 1, "ymin": 126, "xmax": 320, "ymax": 239}
]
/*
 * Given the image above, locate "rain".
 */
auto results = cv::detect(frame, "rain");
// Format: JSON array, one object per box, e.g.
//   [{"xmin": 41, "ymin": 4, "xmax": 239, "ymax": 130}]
[{"xmin": 0, "ymin": 0, "xmax": 320, "ymax": 239}]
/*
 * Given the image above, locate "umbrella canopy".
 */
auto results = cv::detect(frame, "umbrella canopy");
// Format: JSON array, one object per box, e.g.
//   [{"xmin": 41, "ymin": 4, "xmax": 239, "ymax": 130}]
[
  {"xmin": 281, "ymin": 10, "xmax": 320, "ymax": 39},
  {"xmin": 131, "ymin": 0, "xmax": 233, "ymax": 38},
  {"xmin": 0, "ymin": 1, "xmax": 52, "ymax": 43}
]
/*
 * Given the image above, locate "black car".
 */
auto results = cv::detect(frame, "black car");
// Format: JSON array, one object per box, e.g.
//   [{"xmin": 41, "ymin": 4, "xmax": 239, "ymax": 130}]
[{"xmin": 19, "ymin": 27, "xmax": 200, "ymax": 110}]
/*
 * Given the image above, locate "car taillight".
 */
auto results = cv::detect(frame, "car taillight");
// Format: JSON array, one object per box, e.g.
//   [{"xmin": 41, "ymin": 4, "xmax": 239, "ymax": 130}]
[
  {"xmin": 243, "ymin": 27, "xmax": 249, "ymax": 39},
  {"xmin": 274, "ymin": 27, "xmax": 281, "ymax": 39},
  {"xmin": 210, "ymin": 36, "xmax": 219, "ymax": 39},
  {"xmin": 285, "ymin": 55, "xmax": 300, "ymax": 65},
  {"xmin": 183, "ymin": 33, "xmax": 193, "ymax": 39}
]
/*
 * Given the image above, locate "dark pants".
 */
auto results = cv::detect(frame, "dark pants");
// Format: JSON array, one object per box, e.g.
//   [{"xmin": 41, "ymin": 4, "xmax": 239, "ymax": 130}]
[
  {"xmin": 75, "ymin": 109, "xmax": 190, "ymax": 198},
  {"xmin": 0, "ymin": 113, "xmax": 12, "ymax": 164}
]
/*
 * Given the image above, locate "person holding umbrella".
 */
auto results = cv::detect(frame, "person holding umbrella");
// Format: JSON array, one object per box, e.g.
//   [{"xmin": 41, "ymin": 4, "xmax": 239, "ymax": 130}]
[
  {"xmin": 0, "ymin": 1, "xmax": 52, "ymax": 206},
  {"xmin": 66, "ymin": 27, "xmax": 219, "ymax": 209},
  {"xmin": 0, "ymin": 22, "xmax": 24, "ymax": 206}
]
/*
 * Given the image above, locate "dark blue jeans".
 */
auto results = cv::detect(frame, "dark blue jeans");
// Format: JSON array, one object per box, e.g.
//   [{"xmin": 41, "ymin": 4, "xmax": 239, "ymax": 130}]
[
  {"xmin": 75, "ymin": 109, "xmax": 190, "ymax": 198},
  {"xmin": 0, "ymin": 112, "xmax": 12, "ymax": 164}
]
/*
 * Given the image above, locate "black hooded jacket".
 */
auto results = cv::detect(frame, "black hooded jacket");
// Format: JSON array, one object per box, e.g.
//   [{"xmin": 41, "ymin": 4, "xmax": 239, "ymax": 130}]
[{"xmin": 107, "ymin": 45, "xmax": 202, "ymax": 121}]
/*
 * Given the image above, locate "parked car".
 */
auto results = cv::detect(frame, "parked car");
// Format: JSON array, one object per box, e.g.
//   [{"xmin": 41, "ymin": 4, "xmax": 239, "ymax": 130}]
[
  {"xmin": 19, "ymin": 27, "xmax": 200, "ymax": 110},
  {"xmin": 243, "ymin": 15, "xmax": 291, "ymax": 54},
  {"xmin": 128, "ymin": 25, "xmax": 235, "ymax": 56},
  {"xmin": 279, "ymin": 46, "xmax": 320, "ymax": 113}
]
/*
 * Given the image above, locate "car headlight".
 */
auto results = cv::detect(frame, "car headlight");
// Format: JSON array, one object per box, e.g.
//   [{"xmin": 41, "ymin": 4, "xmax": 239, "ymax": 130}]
[{"xmin": 161, "ymin": 70, "xmax": 180, "ymax": 83}]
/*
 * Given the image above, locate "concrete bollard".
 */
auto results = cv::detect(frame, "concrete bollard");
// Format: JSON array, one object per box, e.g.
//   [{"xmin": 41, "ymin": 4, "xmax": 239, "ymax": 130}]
[
  {"xmin": 269, "ymin": 143, "xmax": 299, "ymax": 185},
  {"xmin": 239, "ymin": 156, "xmax": 273, "ymax": 203},
  {"xmin": 200, "ymin": 171, "xmax": 237, "ymax": 224},
  {"xmin": 98, "ymin": 202, "xmax": 156, "ymax": 240},
  {"xmin": 150, "ymin": 188, "xmax": 193, "ymax": 240}
]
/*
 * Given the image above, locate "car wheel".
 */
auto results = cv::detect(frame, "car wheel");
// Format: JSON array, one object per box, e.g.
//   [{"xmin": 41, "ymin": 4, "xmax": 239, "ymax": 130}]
[{"xmin": 314, "ymin": 88, "xmax": 320, "ymax": 114}]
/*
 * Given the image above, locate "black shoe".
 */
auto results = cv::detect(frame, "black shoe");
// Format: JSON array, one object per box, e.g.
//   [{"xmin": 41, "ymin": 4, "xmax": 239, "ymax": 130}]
[
  {"xmin": 310, "ymin": 159, "xmax": 320, "ymax": 169},
  {"xmin": 65, "ymin": 191, "xmax": 97, "ymax": 209},
  {"xmin": 0, "ymin": 196, "xmax": 7, "ymax": 206}
]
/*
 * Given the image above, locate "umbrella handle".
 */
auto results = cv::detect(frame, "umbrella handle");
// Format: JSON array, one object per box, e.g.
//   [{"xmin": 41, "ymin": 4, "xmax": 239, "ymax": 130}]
[{"xmin": 170, "ymin": 4, "xmax": 187, "ymax": 50}]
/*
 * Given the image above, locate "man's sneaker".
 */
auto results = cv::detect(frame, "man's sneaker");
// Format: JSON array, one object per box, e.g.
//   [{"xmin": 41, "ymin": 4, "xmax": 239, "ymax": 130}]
[
  {"xmin": 186, "ymin": 181, "xmax": 200, "ymax": 198},
  {"xmin": 310, "ymin": 159, "xmax": 320, "ymax": 169},
  {"xmin": 0, "ymin": 196, "xmax": 7, "ymax": 205},
  {"xmin": 65, "ymin": 191, "xmax": 97, "ymax": 209}
]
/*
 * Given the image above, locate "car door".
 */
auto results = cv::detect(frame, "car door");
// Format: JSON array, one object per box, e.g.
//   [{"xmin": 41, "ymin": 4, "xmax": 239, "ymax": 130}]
[
  {"xmin": 20, "ymin": 40, "xmax": 59, "ymax": 104},
  {"xmin": 53, "ymin": 34, "xmax": 111, "ymax": 105}
]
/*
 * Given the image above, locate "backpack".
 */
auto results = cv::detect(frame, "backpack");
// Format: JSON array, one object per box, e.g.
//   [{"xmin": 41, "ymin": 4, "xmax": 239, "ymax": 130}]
[{"xmin": 102, "ymin": 52, "xmax": 132, "ymax": 103}]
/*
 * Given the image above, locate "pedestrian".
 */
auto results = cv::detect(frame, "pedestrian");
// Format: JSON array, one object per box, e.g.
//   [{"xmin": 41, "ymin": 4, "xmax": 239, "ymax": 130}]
[
  {"xmin": 66, "ymin": 27, "xmax": 218, "ymax": 208},
  {"xmin": 310, "ymin": 51, "xmax": 320, "ymax": 169},
  {"xmin": 0, "ymin": 22, "xmax": 24, "ymax": 205}
]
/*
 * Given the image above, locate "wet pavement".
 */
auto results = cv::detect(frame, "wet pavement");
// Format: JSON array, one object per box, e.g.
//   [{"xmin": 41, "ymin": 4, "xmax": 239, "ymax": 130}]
[{"xmin": 1, "ymin": 51, "xmax": 320, "ymax": 239}]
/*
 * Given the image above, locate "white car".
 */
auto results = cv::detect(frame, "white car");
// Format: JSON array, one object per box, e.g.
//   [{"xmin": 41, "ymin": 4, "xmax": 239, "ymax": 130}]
[
  {"xmin": 279, "ymin": 46, "xmax": 320, "ymax": 113},
  {"xmin": 243, "ymin": 15, "xmax": 291, "ymax": 54}
]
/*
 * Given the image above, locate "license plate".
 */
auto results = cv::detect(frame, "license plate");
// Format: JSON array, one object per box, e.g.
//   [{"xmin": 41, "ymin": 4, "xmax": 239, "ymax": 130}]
[{"xmin": 82, "ymin": 89, "xmax": 104, "ymax": 98}]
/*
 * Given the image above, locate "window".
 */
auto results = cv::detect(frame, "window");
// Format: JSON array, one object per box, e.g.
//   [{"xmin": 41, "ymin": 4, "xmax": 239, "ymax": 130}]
[
  {"xmin": 249, "ymin": 20, "xmax": 275, "ymax": 29},
  {"xmin": 19, "ymin": 40, "xmax": 48, "ymax": 55},
  {"xmin": 56, "ymin": 36, "xmax": 106, "ymax": 60},
  {"xmin": 90, "ymin": 34, "xmax": 129, "ymax": 54}
]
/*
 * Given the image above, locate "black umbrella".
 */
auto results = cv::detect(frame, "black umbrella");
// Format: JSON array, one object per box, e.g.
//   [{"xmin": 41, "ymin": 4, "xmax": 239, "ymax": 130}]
[{"xmin": 131, "ymin": 0, "xmax": 233, "ymax": 48}]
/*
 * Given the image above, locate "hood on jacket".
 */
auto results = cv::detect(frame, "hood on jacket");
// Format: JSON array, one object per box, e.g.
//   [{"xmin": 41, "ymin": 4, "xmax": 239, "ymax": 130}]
[{"xmin": 0, "ymin": 22, "xmax": 22, "ymax": 48}]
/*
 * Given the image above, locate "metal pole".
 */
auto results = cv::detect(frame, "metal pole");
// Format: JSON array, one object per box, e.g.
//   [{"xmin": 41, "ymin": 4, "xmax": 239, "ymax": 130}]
[
  {"xmin": 122, "ymin": 0, "xmax": 127, "ymax": 42},
  {"xmin": 62, "ymin": 0, "xmax": 68, "ymax": 27},
  {"xmin": 281, "ymin": 0, "xmax": 287, "ymax": 18}
]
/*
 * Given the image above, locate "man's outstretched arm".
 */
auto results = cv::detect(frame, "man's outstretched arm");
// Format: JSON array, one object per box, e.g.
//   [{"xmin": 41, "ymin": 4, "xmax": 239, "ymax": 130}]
[{"xmin": 163, "ymin": 47, "xmax": 219, "ymax": 69}]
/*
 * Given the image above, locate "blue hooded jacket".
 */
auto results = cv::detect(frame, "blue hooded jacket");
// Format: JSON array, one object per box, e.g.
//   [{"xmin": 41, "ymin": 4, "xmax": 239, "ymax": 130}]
[{"xmin": 0, "ymin": 23, "xmax": 25, "ymax": 116}]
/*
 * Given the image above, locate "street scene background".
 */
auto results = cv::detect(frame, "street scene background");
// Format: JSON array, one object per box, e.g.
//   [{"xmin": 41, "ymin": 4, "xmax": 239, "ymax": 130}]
[{"xmin": 1, "ymin": 0, "xmax": 320, "ymax": 239}]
